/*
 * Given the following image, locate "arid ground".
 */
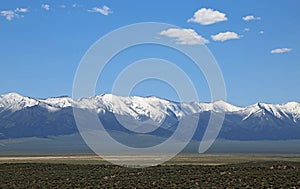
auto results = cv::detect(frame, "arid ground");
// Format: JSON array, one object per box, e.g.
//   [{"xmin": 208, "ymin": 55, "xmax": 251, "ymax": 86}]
[{"xmin": 1, "ymin": 154, "xmax": 300, "ymax": 188}]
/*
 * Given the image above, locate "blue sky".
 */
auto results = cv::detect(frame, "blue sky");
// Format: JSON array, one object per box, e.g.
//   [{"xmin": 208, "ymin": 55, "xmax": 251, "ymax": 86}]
[{"xmin": 0, "ymin": 0, "xmax": 299, "ymax": 106}]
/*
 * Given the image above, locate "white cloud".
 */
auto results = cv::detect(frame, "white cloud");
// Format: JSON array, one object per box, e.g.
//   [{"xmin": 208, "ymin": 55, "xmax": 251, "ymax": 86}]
[
  {"xmin": 15, "ymin": 8, "xmax": 28, "ymax": 13},
  {"xmin": 89, "ymin": 6, "xmax": 112, "ymax": 16},
  {"xmin": 188, "ymin": 8, "xmax": 227, "ymax": 25},
  {"xmin": 259, "ymin": 31, "xmax": 264, "ymax": 35},
  {"xmin": 243, "ymin": 15, "xmax": 261, "ymax": 21},
  {"xmin": 243, "ymin": 28, "xmax": 250, "ymax": 32},
  {"xmin": 1, "ymin": 10, "xmax": 18, "ymax": 21},
  {"xmin": 1, "ymin": 8, "xmax": 28, "ymax": 21},
  {"xmin": 271, "ymin": 48, "xmax": 292, "ymax": 54},
  {"xmin": 60, "ymin": 5, "xmax": 66, "ymax": 9},
  {"xmin": 41, "ymin": 4, "xmax": 50, "ymax": 11},
  {"xmin": 159, "ymin": 28, "xmax": 209, "ymax": 45},
  {"xmin": 211, "ymin": 31, "xmax": 241, "ymax": 42}
]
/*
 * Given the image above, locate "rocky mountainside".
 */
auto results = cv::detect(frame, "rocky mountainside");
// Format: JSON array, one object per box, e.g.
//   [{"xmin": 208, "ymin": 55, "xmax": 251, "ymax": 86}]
[{"xmin": 1, "ymin": 92, "xmax": 300, "ymax": 140}]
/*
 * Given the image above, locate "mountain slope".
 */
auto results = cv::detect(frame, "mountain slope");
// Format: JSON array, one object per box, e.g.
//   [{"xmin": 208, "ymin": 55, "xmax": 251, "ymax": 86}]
[{"xmin": 0, "ymin": 92, "xmax": 300, "ymax": 140}]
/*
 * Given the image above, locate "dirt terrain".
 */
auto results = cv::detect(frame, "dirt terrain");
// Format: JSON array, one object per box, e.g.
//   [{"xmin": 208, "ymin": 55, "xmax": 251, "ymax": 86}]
[{"xmin": 1, "ymin": 154, "xmax": 300, "ymax": 188}]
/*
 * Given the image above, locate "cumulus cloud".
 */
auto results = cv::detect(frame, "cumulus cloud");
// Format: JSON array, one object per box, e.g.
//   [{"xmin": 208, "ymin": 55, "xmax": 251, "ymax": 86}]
[
  {"xmin": 89, "ymin": 6, "xmax": 112, "ymax": 16},
  {"xmin": 243, "ymin": 15, "xmax": 261, "ymax": 21},
  {"xmin": 188, "ymin": 8, "xmax": 227, "ymax": 25},
  {"xmin": 159, "ymin": 28, "xmax": 209, "ymax": 45},
  {"xmin": 1, "ymin": 8, "xmax": 28, "ymax": 21},
  {"xmin": 271, "ymin": 48, "xmax": 292, "ymax": 54},
  {"xmin": 41, "ymin": 4, "xmax": 50, "ymax": 11},
  {"xmin": 211, "ymin": 32, "xmax": 241, "ymax": 42}
]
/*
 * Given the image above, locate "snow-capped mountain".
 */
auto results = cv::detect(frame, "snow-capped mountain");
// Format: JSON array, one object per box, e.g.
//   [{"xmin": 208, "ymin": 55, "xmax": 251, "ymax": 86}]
[
  {"xmin": 0, "ymin": 92, "xmax": 300, "ymax": 140},
  {"xmin": 0, "ymin": 92, "xmax": 73, "ymax": 113},
  {"xmin": 0, "ymin": 93, "xmax": 241, "ymax": 123},
  {"xmin": 0, "ymin": 93, "xmax": 39, "ymax": 112}
]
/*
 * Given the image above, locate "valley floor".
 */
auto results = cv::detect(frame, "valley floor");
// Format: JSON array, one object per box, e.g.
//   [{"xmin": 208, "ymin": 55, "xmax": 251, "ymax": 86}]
[
  {"xmin": 1, "ymin": 154, "xmax": 300, "ymax": 165},
  {"xmin": 1, "ymin": 154, "xmax": 300, "ymax": 188}
]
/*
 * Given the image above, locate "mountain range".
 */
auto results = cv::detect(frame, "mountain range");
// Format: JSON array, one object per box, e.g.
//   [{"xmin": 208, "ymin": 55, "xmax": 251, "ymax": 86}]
[{"xmin": 1, "ymin": 92, "xmax": 300, "ymax": 141}]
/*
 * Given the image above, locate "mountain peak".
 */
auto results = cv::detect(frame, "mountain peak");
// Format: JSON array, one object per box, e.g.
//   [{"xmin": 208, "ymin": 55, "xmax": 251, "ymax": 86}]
[
  {"xmin": 212, "ymin": 100, "xmax": 243, "ymax": 112},
  {"xmin": 1, "ymin": 92, "xmax": 24, "ymax": 99},
  {"xmin": 0, "ymin": 92, "xmax": 300, "ymax": 122},
  {"xmin": 0, "ymin": 92, "xmax": 38, "ymax": 111}
]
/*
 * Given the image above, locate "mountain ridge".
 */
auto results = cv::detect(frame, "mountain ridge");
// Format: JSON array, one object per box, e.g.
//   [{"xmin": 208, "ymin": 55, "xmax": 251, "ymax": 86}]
[
  {"xmin": 1, "ymin": 92, "xmax": 300, "ymax": 140},
  {"xmin": 1, "ymin": 92, "xmax": 299, "ymax": 112}
]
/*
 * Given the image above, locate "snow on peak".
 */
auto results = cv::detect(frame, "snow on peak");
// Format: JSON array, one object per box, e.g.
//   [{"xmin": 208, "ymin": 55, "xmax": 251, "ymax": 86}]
[
  {"xmin": 240, "ymin": 102, "xmax": 299, "ymax": 121},
  {"xmin": 39, "ymin": 96, "xmax": 73, "ymax": 111},
  {"xmin": 212, "ymin": 100, "xmax": 243, "ymax": 112},
  {"xmin": 180, "ymin": 100, "xmax": 243, "ymax": 115},
  {"xmin": 0, "ymin": 93, "xmax": 74, "ymax": 113},
  {"xmin": 0, "ymin": 92, "xmax": 38, "ymax": 112},
  {"xmin": 278, "ymin": 102, "xmax": 300, "ymax": 122},
  {"xmin": 92, "ymin": 94, "xmax": 170, "ymax": 122},
  {"xmin": 1, "ymin": 92, "xmax": 300, "ymax": 123},
  {"xmin": 1, "ymin": 92, "xmax": 24, "ymax": 99}
]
